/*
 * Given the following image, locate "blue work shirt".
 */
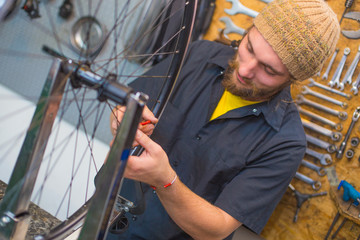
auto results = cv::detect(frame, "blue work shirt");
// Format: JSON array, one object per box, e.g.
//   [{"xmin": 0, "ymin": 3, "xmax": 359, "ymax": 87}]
[{"xmin": 109, "ymin": 40, "xmax": 306, "ymax": 239}]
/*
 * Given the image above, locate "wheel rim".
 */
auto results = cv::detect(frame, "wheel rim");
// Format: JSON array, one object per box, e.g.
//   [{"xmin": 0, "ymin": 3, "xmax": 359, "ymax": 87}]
[{"xmin": 0, "ymin": 0, "xmax": 196, "ymax": 238}]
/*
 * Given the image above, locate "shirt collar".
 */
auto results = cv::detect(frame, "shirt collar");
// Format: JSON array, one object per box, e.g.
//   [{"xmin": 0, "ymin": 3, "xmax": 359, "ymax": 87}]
[
  {"xmin": 257, "ymin": 86, "xmax": 293, "ymax": 132},
  {"xmin": 206, "ymin": 45, "xmax": 293, "ymax": 132},
  {"xmin": 207, "ymin": 46, "xmax": 236, "ymax": 69}
]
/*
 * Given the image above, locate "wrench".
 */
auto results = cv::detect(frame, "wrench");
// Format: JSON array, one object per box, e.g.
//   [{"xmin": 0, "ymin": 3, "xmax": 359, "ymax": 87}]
[
  {"xmin": 336, "ymin": 107, "xmax": 360, "ymax": 159},
  {"xmin": 224, "ymin": 0, "xmax": 258, "ymax": 17},
  {"xmin": 296, "ymin": 95, "xmax": 348, "ymax": 120},
  {"xmin": 295, "ymin": 172, "xmax": 321, "ymax": 191},
  {"xmin": 322, "ymin": 48, "xmax": 339, "ymax": 80},
  {"xmin": 297, "ymin": 106, "xmax": 343, "ymax": 131},
  {"xmin": 305, "ymin": 147, "xmax": 333, "ymax": 166},
  {"xmin": 302, "ymin": 119, "xmax": 342, "ymax": 141},
  {"xmin": 342, "ymin": 45, "xmax": 360, "ymax": 85},
  {"xmin": 219, "ymin": 17, "xmax": 246, "ymax": 38},
  {"xmin": 301, "ymin": 86, "xmax": 348, "ymax": 109},
  {"xmin": 301, "ymin": 159, "xmax": 326, "ymax": 177},
  {"xmin": 350, "ymin": 72, "xmax": 360, "ymax": 95},
  {"xmin": 315, "ymin": 64, "xmax": 324, "ymax": 77},
  {"xmin": 306, "ymin": 134, "xmax": 337, "ymax": 154},
  {"xmin": 329, "ymin": 47, "xmax": 350, "ymax": 88},
  {"xmin": 308, "ymin": 78, "xmax": 351, "ymax": 100}
]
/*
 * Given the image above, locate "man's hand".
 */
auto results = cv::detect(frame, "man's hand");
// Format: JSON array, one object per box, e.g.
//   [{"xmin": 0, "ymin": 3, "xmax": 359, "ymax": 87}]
[
  {"xmin": 110, "ymin": 105, "xmax": 158, "ymax": 146},
  {"xmin": 125, "ymin": 130, "xmax": 176, "ymax": 189},
  {"xmin": 125, "ymin": 131, "xmax": 241, "ymax": 240}
]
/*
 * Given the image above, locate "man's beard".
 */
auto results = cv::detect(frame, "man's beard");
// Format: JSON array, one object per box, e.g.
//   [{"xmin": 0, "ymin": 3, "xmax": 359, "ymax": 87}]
[{"xmin": 222, "ymin": 54, "xmax": 288, "ymax": 101}]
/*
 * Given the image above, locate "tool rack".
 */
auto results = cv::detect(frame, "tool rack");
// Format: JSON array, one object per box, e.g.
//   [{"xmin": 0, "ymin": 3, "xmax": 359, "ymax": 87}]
[{"xmin": 203, "ymin": 0, "xmax": 360, "ymax": 239}]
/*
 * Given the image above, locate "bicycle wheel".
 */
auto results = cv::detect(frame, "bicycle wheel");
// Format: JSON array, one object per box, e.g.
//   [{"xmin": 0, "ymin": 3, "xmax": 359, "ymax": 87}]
[{"xmin": 0, "ymin": 0, "xmax": 196, "ymax": 239}]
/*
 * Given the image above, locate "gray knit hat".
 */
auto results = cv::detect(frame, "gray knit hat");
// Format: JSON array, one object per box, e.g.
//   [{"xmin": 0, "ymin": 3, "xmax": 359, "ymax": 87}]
[{"xmin": 254, "ymin": 0, "xmax": 340, "ymax": 81}]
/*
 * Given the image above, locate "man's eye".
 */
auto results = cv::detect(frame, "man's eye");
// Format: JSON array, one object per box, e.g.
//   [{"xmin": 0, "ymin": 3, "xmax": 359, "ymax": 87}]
[
  {"xmin": 247, "ymin": 44, "xmax": 253, "ymax": 53},
  {"xmin": 264, "ymin": 66, "xmax": 276, "ymax": 76}
]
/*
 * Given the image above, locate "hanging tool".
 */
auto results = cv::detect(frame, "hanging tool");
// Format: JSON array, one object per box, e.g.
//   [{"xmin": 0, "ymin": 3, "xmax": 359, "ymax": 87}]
[
  {"xmin": 336, "ymin": 107, "xmax": 360, "ymax": 159},
  {"xmin": 294, "ymin": 172, "xmax": 322, "ymax": 190},
  {"xmin": 224, "ymin": 0, "xmax": 258, "ymax": 18},
  {"xmin": 338, "ymin": 180, "xmax": 360, "ymax": 206},
  {"xmin": 339, "ymin": 0, "xmax": 354, "ymax": 24},
  {"xmin": 324, "ymin": 211, "xmax": 341, "ymax": 240},
  {"xmin": 325, "ymin": 180, "xmax": 360, "ymax": 239},
  {"xmin": 342, "ymin": 45, "xmax": 360, "ymax": 85},
  {"xmin": 329, "ymin": 47, "xmax": 350, "ymax": 89},
  {"xmin": 288, "ymin": 184, "xmax": 327, "ymax": 222},
  {"xmin": 351, "ymin": 72, "xmax": 360, "ymax": 95},
  {"xmin": 219, "ymin": 16, "xmax": 246, "ymax": 38},
  {"xmin": 342, "ymin": 12, "xmax": 360, "ymax": 39},
  {"xmin": 322, "ymin": 48, "xmax": 339, "ymax": 80}
]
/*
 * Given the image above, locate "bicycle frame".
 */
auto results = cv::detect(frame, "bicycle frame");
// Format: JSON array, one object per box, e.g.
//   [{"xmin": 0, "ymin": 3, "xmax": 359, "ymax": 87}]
[{"xmin": 0, "ymin": 58, "xmax": 147, "ymax": 239}]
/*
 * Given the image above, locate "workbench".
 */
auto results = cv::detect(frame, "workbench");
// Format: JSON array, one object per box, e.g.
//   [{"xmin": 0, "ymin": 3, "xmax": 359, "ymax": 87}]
[{"xmin": 203, "ymin": 0, "xmax": 360, "ymax": 239}]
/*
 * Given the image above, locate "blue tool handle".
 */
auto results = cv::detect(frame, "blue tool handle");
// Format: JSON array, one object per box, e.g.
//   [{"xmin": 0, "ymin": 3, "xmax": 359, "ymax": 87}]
[{"xmin": 338, "ymin": 180, "xmax": 360, "ymax": 206}]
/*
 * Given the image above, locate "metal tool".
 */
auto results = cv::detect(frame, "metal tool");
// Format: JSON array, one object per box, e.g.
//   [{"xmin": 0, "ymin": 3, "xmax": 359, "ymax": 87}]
[
  {"xmin": 339, "ymin": 0, "xmax": 355, "ymax": 24},
  {"xmin": 322, "ymin": 48, "xmax": 339, "ymax": 80},
  {"xmin": 338, "ymin": 180, "xmax": 360, "ymax": 205},
  {"xmin": 305, "ymin": 147, "xmax": 333, "ymax": 165},
  {"xmin": 305, "ymin": 147, "xmax": 333, "ymax": 166},
  {"xmin": 306, "ymin": 134, "xmax": 337, "ymax": 154},
  {"xmin": 301, "ymin": 86, "xmax": 348, "ymax": 109},
  {"xmin": 297, "ymin": 106, "xmax": 343, "ymax": 131},
  {"xmin": 325, "ymin": 180, "xmax": 360, "ymax": 240},
  {"xmin": 302, "ymin": 119, "xmax": 342, "ymax": 141},
  {"xmin": 308, "ymin": 78, "xmax": 351, "ymax": 100},
  {"xmin": 341, "ymin": 11, "xmax": 360, "ymax": 39},
  {"xmin": 296, "ymin": 95, "xmax": 348, "ymax": 120},
  {"xmin": 301, "ymin": 159, "xmax": 326, "ymax": 176},
  {"xmin": 224, "ymin": 0, "xmax": 258, "ymax": 17},
  {"xmin": 342, "ymin": 45, "xmax": 360, "ymax": 85},
  {"xmin": 295, "ymin": 172, "xmax": 321, "ymax": 191},
  {"xmin": 288, "ymin": 184, "xmax": 327, "ymax": 223},
  {"xmin": 336, "ymin": 107, "xmax": 360, "ymax": 159},
  {"xmin": 350, "ymin": 137, "xmax": 359, "ymax": 147},
  {"xmin": 259, "ymin": 0, "xmax": 273, "ymax": 3},
  {"xmin": 350, "ymin": 72, "xmax": 360, "ymax": 95},
  {"xmin": 329, "ymin": 48, "xmax": 350, "ymax": 88},
  {"xmin": 324, "ymin": 211, "xmax": 341, "ymax": 240},
  {"xmin": 219, "ymin": 16, "xmax": 246, "ymax": 38},
  {"xmin": 345, "ymin": 149, "xmax": 354, "ymax": 159}
]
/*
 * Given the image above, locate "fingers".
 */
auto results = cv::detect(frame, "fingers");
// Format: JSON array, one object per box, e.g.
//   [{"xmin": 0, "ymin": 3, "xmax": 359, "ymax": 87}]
[
  {"xmin": 110, "ymin": 106, "xmax": 125, "ymax": 136},
  {"xmin": 143, "ymin": 106, "xmax": 158, "ymax": 124},
  {"xmin": 135, "ymin": 130, "xmax": 158, "ymax": 151},
  {"xmin": 110, "ymin": 105, "xmax": 158, "ymax": 137}
]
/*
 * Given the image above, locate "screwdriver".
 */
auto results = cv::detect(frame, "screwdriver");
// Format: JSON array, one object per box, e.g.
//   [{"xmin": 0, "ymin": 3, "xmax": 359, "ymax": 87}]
[{"xmin": 339, "ymin": 0, "xmax": 354, "ymax": 24}]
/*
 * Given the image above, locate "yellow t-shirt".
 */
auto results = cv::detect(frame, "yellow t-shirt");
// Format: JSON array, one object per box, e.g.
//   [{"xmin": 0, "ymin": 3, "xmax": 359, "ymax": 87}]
[{"xmin": 210, "ymin": 90, "xmax": 259, "ymax": 121}]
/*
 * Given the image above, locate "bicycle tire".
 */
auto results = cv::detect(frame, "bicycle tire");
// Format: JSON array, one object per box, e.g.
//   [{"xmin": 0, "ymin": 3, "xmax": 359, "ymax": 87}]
[{"xmin": 0, "ymin": 0, "xmax": 197, "ymax": 239}]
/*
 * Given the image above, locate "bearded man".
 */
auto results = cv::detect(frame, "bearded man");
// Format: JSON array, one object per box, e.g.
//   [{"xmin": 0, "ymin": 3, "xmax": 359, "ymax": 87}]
[{"xmin": 107, "ymin": 0, "xmax": 340, "ymax": 239}]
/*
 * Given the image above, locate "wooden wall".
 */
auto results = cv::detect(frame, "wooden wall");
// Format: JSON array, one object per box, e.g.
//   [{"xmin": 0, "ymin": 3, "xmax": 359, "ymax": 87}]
[{"xmin": 203, "ymin": 0, "xmax": 360, "ymax": 239}]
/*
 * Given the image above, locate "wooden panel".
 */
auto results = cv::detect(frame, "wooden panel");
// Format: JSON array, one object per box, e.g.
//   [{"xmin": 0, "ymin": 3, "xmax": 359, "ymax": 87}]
[{"xmin": 203, "ymin": 0, "xmax": 360, "ymax": 239}]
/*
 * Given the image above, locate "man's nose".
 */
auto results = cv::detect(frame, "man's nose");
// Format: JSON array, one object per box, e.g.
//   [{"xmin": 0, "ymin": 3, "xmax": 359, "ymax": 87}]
[{"xmin": 238, "ymin": 58, "xmax": 256, "ymax": 79}]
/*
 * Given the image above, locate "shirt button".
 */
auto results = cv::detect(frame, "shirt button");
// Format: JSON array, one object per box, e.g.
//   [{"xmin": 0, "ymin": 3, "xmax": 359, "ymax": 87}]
[
  {"xmin": 196, "ymin": 135, "xmax": 202, "ymax": 140},
  {"xmin": 220, "ymin": 71, "xmax": 224, "ymax": 75},
  {"xmin": 252, "ymin": 109, "xmax": 257, "ymax": 113},
  {"xmin": 173, "ymin": 161, "xmax": 179, "ymax": 167}
]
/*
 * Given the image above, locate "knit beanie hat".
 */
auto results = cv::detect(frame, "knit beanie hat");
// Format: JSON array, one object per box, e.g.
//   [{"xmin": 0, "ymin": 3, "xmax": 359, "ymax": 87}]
[{"xmin": 254, "ymin": 0, "xmax": 340, "ymax": 81}]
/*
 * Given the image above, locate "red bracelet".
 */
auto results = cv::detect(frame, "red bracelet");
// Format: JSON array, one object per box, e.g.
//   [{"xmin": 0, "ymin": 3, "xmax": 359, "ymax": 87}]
[{"xmin": 151, "ymin": 174, "xmax": 177, "ymax": 190}]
